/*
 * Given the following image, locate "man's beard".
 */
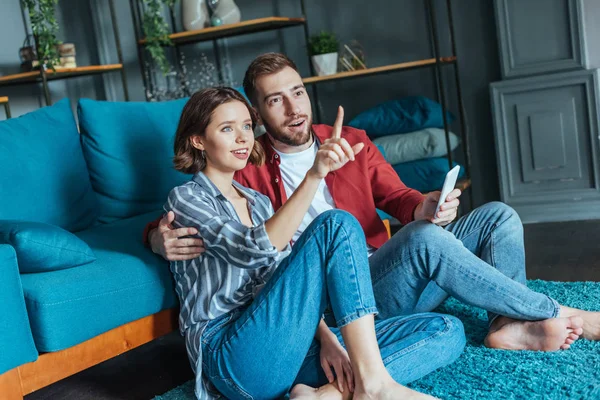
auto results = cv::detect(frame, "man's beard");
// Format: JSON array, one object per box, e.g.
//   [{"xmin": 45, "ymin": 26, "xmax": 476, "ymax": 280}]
[{"xmin": 262, "ymin": 115, "xmax": 312, "ymax": 147}]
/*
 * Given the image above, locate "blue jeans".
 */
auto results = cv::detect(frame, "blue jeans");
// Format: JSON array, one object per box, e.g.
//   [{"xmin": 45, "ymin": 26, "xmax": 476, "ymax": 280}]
[
  {"xmin": 202, "ymin": 210, "xmax": 466, "ymax": 399},
  {"xmin": 370, "ymin": 202, "xmax": 560, "ymax": 325}
]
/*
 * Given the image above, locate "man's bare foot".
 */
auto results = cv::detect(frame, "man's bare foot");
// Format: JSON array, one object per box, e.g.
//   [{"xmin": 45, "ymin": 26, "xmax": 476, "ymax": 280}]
[
  {"xmin": 353, "ymin": 379, "xmax": 437, "ymax": 400},
  {"xmin": 560, "ymin": 306, "xmax": 600, "ymax": 340},
  {"xmin": 484, "ymin": 316, "xmax": 583, "ymax": 351},
  {"xmin": 290, "ymin": 383, "xmax": 351, "ymax": 400}
]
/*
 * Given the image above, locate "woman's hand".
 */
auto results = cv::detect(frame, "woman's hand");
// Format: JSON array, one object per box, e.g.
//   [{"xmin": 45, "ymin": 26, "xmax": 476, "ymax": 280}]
[
  {"xmin": 319, "ymin": 330, "xmax": 354, "ymax": 393},
  {"xmin": 309, "ymin": 106, "xmax": 364, "ymax": 180}
]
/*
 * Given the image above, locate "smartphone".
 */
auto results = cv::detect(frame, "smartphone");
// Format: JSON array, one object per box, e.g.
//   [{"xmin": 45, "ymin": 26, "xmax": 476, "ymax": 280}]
[{"xmin": 435, "ymin": 165, "xmax": 461, "ymax": 218}]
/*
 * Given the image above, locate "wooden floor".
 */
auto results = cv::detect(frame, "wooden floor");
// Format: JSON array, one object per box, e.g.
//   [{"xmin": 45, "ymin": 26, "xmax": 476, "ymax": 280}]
[{"xmin": 25, "ymin": 219, "xmax": 600, "ymax": 400}]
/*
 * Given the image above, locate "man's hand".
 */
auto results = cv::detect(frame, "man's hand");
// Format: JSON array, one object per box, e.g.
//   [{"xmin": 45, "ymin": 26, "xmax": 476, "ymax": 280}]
[
  {"xmin": 310, "ymin": 106, "xmax": 364, "ymax": 179},
  {"xmin": 414, "ymin": 189, "xmax": 461, "ymax": 226},
  {"xmin": 319, "ymin": 330, "xmax": 354, "ymax": 393},
  {"xmin": 149, "ymin": 211, "xmax": 205, "ymax": 261}
]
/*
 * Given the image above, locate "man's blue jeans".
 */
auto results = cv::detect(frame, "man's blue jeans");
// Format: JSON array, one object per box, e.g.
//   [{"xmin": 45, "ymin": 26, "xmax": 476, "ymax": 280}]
[
  {"xmin": 202, "ymin": 210, "xmax": 466, "ymax": 399},
  {"xmin": 370, "ymin": 202, "xmax": 560, "ymax": 325}
]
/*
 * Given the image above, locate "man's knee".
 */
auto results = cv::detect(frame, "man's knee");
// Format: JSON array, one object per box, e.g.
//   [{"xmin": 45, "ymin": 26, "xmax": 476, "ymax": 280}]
[
  {"xmin": 399, "ymin": 220, "xmax": 455, "ymax": 248},
  {"xmin": 477, "ymin": 201, "xmax": 523, "ymax": 233}
]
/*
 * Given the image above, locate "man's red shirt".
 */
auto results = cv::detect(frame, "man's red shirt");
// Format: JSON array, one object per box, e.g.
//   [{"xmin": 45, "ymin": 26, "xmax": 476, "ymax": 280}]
[{"xmin": 144, "ymin": 124, "xmax": 424, "ymax": 249}]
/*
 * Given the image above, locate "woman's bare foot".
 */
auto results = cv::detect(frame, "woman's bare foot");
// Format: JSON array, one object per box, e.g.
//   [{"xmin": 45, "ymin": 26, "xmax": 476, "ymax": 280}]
[
  {"xmin": 484, "ymin": 316, "xmax": 583, "ymax": 351},
  {"xmin": 290, "ymin": 383, "xmax": 351, "ymax": 400},
  {"xmin": 560, "ymin": 306, "xmax": 600, "ymax": 340},
  {"xmin": 353, "ymin": 378, "xmax": 438, "ymax": 400}
]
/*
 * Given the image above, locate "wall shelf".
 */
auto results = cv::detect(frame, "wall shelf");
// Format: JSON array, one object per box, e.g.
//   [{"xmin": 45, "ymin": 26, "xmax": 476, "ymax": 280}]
[
  {"xmin": 0, "ymin": 64, "xmax": 124, "ymax": 87},
  {"xmin": 139, "ymin": 16, "xmax": 306, "ymax": 46},
  {"xmin": 302, "ymin": 57, "xmax": 456, "ymax": 85}
]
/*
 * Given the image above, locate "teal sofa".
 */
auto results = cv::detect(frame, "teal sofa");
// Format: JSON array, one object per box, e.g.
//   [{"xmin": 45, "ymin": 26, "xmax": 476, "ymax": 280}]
[{"xmin": 0, "ymin": 98, "xmax": 192, "ymax": 398}]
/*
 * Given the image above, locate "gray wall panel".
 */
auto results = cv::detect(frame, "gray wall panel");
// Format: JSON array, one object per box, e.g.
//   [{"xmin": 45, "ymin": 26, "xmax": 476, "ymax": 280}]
[
  {"xmin": 495, "ymin": 0, "xmax": 586, "ymax": 78},
  {"xmin": 491, "ymin": 69, "xmax": 600, "ymax": 222}
]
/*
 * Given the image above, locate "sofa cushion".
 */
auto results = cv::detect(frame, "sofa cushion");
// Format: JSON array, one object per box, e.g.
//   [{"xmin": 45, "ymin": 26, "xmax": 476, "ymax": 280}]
[
  {"xmin": 20, "ymin": 211, "xmax": 178, "ymax": 352},
  {"xmin": 78, "ymin": 98, "xmax": 192, "ymax": 223},
  {"xmin": 0, "ymin": 221, "xmax": 96, "ymax": 273},
  {"xmin": 0, "ymin": 98, "xmax": 98, "ymax": 231}
]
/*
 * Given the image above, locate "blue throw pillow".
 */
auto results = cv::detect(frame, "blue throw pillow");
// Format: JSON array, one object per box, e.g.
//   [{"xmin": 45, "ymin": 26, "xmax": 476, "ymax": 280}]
[
  {"xmin": 0, "ymin": 98, "xmax": 98, "ymax": 232},
  {"xmin": 348, "ymin": 96, "xmax": 455, "ymax": 138},
  {"xmin": 0, "ymin": 221, "xmax": 96, "ymax": 273},
  {"xmin": 392, "ymin": 158, "xmax": 465, "ymax": 193},
  {"xmin": 78, "ymin": 98, "xmax": 192, "ymax": 223}
]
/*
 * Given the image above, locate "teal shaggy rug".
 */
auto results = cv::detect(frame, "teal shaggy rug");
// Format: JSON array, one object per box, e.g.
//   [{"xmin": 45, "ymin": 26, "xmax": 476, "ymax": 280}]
[{"xmin": 155, "ymin": 280, "xmax": 600, "ymax": 399}]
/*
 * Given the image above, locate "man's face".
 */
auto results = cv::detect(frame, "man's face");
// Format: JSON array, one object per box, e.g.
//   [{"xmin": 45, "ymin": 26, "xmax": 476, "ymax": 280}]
[{"xmin": 253, "ymin": 66, "xmax": 313, "ymax": 147}]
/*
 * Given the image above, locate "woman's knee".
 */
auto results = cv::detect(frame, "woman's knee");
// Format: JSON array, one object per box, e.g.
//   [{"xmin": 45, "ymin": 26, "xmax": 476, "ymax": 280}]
[
  {"xmin": 412, "ymin": 313, "xmax": 465, "ymax": 369},
  {"xmin": 313, "ymin": 209, "xmax": 360, "ymax": 228}
]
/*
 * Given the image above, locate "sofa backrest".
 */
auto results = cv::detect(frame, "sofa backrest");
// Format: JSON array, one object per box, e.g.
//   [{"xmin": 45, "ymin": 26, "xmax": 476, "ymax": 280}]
[
  {"xmin": 77, "ymin": 98, "xmax": 192, "ymax": 223},
  {"xmin": 0, "ymin": 99, "xmax": 98, "ymax": 232}
]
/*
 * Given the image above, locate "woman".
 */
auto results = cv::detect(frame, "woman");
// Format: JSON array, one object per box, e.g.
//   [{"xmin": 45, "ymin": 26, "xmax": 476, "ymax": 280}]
[{"xmin": 163, "ymin": 87, "xmax": 459, "ymax": 399}]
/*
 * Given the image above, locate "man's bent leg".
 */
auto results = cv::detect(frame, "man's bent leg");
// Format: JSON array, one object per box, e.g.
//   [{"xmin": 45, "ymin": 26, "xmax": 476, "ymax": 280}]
[
  {"xmin": 443, "ymin": 201, "xmax": 526, "ymax": 323},
  {"xmin": 370, "ymin": 220, "xmax": 558, "ymax": 322}
]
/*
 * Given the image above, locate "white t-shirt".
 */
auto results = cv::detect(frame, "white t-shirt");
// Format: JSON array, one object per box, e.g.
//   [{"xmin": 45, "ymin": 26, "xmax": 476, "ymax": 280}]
[
  {"xmin": 274, "ymin": 140, "xmax": 335, "ymax": 244},
  {"xmin": 274, "ymin": 138, "xmax": 376, "ymax": 255}
]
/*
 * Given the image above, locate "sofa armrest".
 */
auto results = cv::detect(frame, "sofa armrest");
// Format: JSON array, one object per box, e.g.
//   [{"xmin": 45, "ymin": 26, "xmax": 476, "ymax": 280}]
[{"xmin": 0, "ymin": 244, "xmax": 38, "ymax": 374}]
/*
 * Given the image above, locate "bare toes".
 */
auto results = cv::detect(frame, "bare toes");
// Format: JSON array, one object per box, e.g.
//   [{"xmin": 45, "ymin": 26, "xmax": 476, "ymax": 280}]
[{"xmin": 561, "ymin": 343, "xmax": 571, "ymax": 350}]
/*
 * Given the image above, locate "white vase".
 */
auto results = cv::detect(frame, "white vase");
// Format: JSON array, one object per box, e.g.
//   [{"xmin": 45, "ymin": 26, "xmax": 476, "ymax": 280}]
[
  {"xmin": 311, "ymin": 52, "xmax": 338, "ymax": 76},
  {"xmin": 213, "ymin": 0, "xmax": 241, "ymax": 25},
  {"xmin": 182, "ymin": 0, "xmax": 209, "ymax": 31}
]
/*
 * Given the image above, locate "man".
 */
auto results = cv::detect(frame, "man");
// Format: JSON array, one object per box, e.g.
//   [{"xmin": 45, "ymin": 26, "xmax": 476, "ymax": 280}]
[{"xmin": 145, "ymin": 53, "xmax": 598, "ymax": 390}]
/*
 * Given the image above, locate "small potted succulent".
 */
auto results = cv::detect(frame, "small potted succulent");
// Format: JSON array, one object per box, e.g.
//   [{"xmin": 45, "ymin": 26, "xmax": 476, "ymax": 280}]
[{"xmin": 308, "ymin": 31, "xmax": 339, "ymax": 76}]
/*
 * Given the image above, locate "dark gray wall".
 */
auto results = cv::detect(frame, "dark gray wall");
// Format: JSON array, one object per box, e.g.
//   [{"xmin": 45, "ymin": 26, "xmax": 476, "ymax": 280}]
[{"xmin": 0, "ymin": 0, "xmax": 502, "ymax": 206}]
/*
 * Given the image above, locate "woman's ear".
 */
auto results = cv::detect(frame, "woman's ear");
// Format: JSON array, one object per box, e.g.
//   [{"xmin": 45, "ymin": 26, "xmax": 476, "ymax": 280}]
[{"xmin": 190, "ymin": 135, "xmax": 204, "ymax": 151}]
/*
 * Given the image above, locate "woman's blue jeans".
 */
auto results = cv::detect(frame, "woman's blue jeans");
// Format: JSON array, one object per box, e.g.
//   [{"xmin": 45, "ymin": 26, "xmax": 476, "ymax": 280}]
[{"xmin": 202, "ymin": 210, "xmax": 466, "ymax": 399}]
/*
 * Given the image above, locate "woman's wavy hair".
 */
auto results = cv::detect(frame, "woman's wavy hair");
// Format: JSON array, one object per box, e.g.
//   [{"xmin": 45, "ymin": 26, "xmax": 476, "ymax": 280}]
[{"xmin": 173, "ymin": 87, "xmax": 265, "ymax": 174}]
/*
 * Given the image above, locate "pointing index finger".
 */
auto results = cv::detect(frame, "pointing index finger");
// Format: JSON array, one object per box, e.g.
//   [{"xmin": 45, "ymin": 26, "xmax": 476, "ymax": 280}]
[{"xmin": 331, "ymin": 106, "xmax": 344, "ymax": 139}]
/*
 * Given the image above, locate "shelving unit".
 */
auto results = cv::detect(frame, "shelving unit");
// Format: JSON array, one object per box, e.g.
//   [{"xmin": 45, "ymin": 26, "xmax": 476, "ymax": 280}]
[
  {"xmin": 131, "ymin": 0, "xmax": 473, "ymax": 209},
  {"xmin": 0, "ymin": 0, "xmax": 128, "ymax": 106},
  {"xmin": 0, "ymin": 96, "xmax": 11, "ymax": 119}
]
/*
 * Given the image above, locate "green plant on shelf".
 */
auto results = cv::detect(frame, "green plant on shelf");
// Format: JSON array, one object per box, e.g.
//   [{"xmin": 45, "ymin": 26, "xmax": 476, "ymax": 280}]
[
  {"xmin": 142, "ymin": 0, "xmax": 178, "ymax": 75},
  {"xmin": 22, "ymin": 0, "xmax": 61, "ymax": 71},
  {"xmin": 308, "ymin": 31, "xmax": 339, "ymax": 56}
]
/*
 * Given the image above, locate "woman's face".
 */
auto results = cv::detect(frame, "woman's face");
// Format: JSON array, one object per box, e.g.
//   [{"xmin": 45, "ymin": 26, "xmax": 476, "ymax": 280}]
[{"xmin": 194, "ymin": 100, "xmax": 255, "ymax": 173}]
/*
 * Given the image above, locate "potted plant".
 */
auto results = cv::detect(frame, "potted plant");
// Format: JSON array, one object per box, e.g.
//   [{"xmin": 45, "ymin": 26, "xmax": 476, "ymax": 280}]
[
  {"xmin": 308, "ymin": 31, "xmax": 339, "ymax": 76},
  {"xmin": 22, "ymin": 0, "xmax": 61, "ymax": 71}
]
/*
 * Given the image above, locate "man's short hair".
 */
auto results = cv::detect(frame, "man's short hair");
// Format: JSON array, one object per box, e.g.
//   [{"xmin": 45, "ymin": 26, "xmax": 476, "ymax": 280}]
[{"xmin": 243, "ymin": 52, "xmax": 299, "ymax": 106}]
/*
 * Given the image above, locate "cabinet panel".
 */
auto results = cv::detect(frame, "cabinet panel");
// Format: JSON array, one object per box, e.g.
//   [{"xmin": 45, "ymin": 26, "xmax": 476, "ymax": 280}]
[
  {"xmin": 495, "ymin": 0, "xmax": 586, "ymax": 78},
  {"xmin": 491, "ymin": 69, "xmax": 600, "ymax": 222}
]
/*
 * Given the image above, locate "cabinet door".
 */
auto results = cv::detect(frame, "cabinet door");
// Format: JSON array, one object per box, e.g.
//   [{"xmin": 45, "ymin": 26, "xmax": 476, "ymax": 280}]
[
  {"xmin": 495, "ymin": 0, "xmax": 587, "ymax": 78},
  {"xmin": 491, "ymin": 69, "xmax": 600, "ymax": 223}
]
